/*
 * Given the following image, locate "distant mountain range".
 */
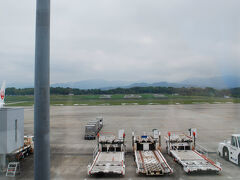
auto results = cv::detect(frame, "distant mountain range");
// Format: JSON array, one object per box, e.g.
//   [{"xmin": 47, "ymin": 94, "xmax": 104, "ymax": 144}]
[
  {"xmin": 6, "ymin": 76, "xmax": 240, "ymax": 89},
  {"xmin": 122, "ymin": 82, "xmax": 190, "ymax": 89},
  {"xmin": 51, "ymin": 79, "xmax": 190, "ymax": 90},
  {"xmin": 50, "ymin": 76, "xmax": 240, "ymax": 90},
  {"xmin": 51, "ymin": 79, "xmax": 131, "ymax": 89},
  {"xmin": 181, "ymin": 76, "xmax": 240, "ymax": 89},
  {"xmin": 6, "ymin": 82, "xmax": 33, "ymax": 88}
]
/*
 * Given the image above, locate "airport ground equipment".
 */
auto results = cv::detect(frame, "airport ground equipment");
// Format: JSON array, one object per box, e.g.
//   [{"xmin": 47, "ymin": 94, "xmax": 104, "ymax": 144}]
[
  {"xmin": 96, "ymin": 116, "xmax": 103, "ymax": 129},
  {"xmin": 89, "ymin": 120, "xmax": 100, "ymax": 131},
  {"xmin": 132, "ymin": 129, "xmax": 173, "ymax": 176},
  {"xmin": 6, "ymin": 162, "xmax": 20, "ymax": 177},
  {"xmin": 10, "ymin": 136, "xmax": 34, "ymax": 161},
  {"xmin": 88, "ymin": 130, "xmax": 126, "ymax": 176},
  {"xmin": 165, "ymin": 128, "xmax": 222, "ymax": 173},
  {"xmin": 24, "ymin": 136, "xmax": 34, "ymax": 151},
  {"xmin": 0, "ymin": 108, "xmax": 24, "ymax": 171},
  {"xmin": 84, "ymin": 117, "xmax": 104, "ymax": 140},
  {"xmin": 218, "ymin": 134, "xmax": 240, "ymax": 166},
  {"xmin": 85, "ymin": 124, "xmax": 98, "ymax": 140}
]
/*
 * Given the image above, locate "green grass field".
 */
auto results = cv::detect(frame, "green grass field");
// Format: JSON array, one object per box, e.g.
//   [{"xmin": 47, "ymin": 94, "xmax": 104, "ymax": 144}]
[{"xmin": 5, "ymin": 94, "xmax": 240, "ymax": 106}]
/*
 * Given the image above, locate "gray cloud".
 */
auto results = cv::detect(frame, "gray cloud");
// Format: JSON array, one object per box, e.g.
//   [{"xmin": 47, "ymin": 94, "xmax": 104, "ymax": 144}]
[{"xmin": 1, "ymin": 0, "xmax": 240, "ymax": 85}]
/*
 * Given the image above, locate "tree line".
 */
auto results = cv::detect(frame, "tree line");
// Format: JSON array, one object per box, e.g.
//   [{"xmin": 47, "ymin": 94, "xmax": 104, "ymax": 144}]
[{"xmin": 5, "ymin": 86, "xmax": 240, "ymax": 98}]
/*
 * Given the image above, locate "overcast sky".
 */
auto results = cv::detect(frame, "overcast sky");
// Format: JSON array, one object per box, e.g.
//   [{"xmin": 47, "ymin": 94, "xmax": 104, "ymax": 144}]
[{"xmin": 1, "ymin": 0, "xmax": 240, "ymax": 85}]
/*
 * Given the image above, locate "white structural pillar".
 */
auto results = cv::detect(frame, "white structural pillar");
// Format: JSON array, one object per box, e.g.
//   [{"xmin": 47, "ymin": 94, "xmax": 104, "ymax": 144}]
[{"xmin": 34, "ymin": 0, "xmax": 50, "ymax": 179}]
